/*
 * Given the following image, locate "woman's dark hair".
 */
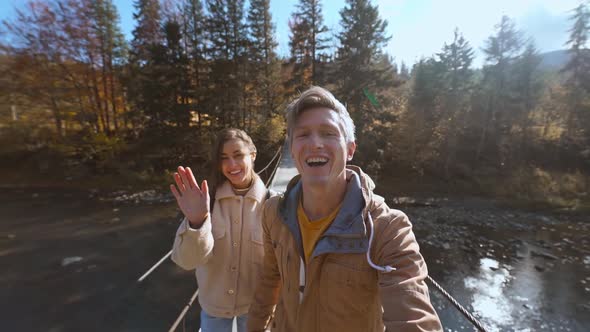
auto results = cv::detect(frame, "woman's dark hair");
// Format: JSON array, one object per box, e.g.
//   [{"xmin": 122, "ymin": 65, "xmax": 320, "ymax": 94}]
[{"xmin": 209, "ymin": 128, "xmax": 257, "ymax": 208}]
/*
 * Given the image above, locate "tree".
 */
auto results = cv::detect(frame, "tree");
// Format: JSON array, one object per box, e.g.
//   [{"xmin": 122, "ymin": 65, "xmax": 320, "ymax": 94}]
[
  {"xmin": 204, "ymin": 0, "xmax": 248, "ymax": 128},
  {"xmin": 477, "ymin": 15, "xmax": 523, "ymax": 162},
  {"xmin": 2, "ymin": 0, "xmax": 128, "ymax": 137},
  {"xmin": 287, "ymin": 0, "xmax": 330, "ymax": 89},
  {"xmin": 179, "ymin": 0, "xmax": 207, "ymax": 128},
  {"xmin": 399, "ymin": 61, "xmax": 410, "ymax": 80},
  {"xmin": 436, "ymin": 28, "xmax": 474, "ymax": 175},
  {"xmin": 130, "ymin": 0, "xmax": 162, "ymax": 63},
  {"xmin": 335, "ymin": 0, "xmax": 393, "ymax": 132},
  {"xmin": 512, "ymin": 40, "xmax": 542, "ymax": 158},
  {"xmin": 246, "ymin": 0, "xmax": 282, "ymax": 120},
  {"xmin": 562, "ymin": 2, "xmax": 590, "ymax": 139},
  {"xmin": 90, "ymin": 0, "xmax": 128, "ymax": 133}
]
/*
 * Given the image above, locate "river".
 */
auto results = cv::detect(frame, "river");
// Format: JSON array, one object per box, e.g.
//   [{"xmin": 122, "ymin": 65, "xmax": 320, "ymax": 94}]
[{"xmin": 1, "ymin": 188, "xmax": 588, "ymax": 331}]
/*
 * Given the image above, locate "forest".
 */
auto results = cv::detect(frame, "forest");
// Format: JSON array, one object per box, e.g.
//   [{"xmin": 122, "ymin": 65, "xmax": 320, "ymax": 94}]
[{"xmin": 1, "ymin": 0, "xmax": 589, "ymax": 209}]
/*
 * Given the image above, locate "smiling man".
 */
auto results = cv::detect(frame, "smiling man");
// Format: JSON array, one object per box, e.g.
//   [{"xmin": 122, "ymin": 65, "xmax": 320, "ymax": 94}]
[{"xmin": 247, "ymin": 86, "xmax": 442, "ymax": 332}]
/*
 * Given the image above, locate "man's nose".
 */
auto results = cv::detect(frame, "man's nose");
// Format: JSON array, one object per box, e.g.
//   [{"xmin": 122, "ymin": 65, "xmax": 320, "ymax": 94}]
[{"xmin": 310, "ymin": 133, "xmax": 324, "ymax": 148}]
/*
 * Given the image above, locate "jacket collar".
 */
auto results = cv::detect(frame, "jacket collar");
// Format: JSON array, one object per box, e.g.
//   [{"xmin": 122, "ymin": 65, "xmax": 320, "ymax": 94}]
[
  {"xmin": 215, "ymin": 174, "xmax": 267, "ymax": 203},
  {"xmin": 279, "ymin": 165, "xmax": 376, "ymax": 259}
]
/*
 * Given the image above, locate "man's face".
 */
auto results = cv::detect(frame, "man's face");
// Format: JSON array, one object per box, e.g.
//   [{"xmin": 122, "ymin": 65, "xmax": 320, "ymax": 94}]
[{"xmin": 291, "ymin": 107, "xmax": 356, "ymax": 190}]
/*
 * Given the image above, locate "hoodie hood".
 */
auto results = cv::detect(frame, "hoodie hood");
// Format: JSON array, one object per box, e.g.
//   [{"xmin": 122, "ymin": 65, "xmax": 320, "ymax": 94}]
[{"xmin": 279, "ymin": 165, "xmax": 381, "ymax": 260}]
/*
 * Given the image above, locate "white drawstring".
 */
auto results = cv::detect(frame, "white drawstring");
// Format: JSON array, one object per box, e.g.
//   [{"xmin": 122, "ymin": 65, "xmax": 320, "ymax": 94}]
[{"xmin": 366, "ymin": 212, "xmax": 396, "ymax": 273}]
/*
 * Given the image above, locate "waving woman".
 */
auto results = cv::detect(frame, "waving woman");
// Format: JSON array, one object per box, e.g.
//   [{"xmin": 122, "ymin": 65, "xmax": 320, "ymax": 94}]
[{"xmin": 170, "ymin": 128, "xmax": 269, "ymax": 332}]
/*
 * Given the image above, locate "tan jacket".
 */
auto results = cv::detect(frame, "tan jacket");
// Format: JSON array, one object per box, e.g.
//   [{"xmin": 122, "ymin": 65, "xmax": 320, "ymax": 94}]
[
  {"xmin": 248, "ymin": 166, "xmax": 442, "ymax": 332},
  {"xmin": 171, "ymin": 175, "xmax": 268, "ymax": 318}
]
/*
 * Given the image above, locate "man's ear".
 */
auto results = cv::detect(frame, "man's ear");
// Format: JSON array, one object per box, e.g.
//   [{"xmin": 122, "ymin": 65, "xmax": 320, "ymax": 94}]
[
  {"xmin": 251, "ymin": 151, "xmax": 257, "ymax": 161},
  {"xmin": 347, "ymin": 141, "xmax": 356, "ymax": 161}
]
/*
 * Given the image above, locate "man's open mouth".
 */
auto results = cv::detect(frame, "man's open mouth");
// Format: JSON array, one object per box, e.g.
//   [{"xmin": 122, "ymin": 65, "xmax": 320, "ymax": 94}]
[{"xmin": 306, "ymin": 157, "xmax": 328, "ymax": 167}]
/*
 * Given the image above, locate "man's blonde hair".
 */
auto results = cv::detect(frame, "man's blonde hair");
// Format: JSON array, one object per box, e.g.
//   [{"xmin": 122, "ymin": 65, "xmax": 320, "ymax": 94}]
[{"xmin": 285, "ymin": 86, "xmax": 356, "ymax": 144}]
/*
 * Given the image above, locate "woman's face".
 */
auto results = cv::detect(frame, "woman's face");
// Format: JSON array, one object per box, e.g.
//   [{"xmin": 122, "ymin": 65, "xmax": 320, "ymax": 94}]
[{"xmin": 220, "ymin": 138, "xmax": 255, "ymax": 189}]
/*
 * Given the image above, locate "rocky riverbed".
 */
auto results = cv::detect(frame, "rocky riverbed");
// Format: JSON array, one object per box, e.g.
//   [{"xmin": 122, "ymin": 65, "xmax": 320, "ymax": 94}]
[
  {"xmin": 394, "ymin": 197, "xmax": 590, "ymax": 332},
  {"xmin": 1, "ymin": 188, "xmax": 588, "ymax": 331}
]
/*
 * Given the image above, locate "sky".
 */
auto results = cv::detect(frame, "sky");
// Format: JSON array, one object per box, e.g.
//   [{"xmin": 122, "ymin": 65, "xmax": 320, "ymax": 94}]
[{"xmin": 0, "ymin": 0, "xmax": 582, "ymax": 67}]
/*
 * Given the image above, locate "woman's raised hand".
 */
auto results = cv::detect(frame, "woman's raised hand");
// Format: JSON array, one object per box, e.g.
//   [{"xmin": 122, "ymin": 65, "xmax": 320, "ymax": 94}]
[{"xmin": 170, "ymin": 166, "xmax": 211, "ymax": 228}]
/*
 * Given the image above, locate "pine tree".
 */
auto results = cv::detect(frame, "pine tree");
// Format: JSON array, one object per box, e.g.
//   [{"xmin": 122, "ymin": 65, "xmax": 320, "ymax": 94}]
[
  {"xmin": 164, "ymin": 20, "xmax": 191, "ymax": 127},
  {"xmin": 91, "ymin": 0, "xmax": 128, "ymax": 133},
  {"xmin": 408, "ymin": 58, "xmax": 444, "ymax": 138},
  {"xmin": 247, "ymin": 0, "xmax": 281, "ymax": 119},
  {"xmin": 127, "ymin": 0, "xmax": 163, "ymax": 131},
  {"xmin": 436, "ymin": 28, "xmax": 474, "ymax": 175},
  {"xmin": 563, "ymin": 2, "xmax": 590, "ymax": 91},
  {"xmin": 179, "ymin": 0, "xmax": 207, "ymax": 128},
  {"xmin": 288, "ymin": 0, "xmax": 330, "ymax": 89},
  {"xmin": 204, "ymin": 0, "xmax": 248, "ymax": 128},
  {"xmin": 438, "ymin": 28, "xmax": 474, "ymax": 98},
  {"xmin": 130, "ymin": 0, "xmax": 162, "ymax": 63},
  {"xmin": 477, "ymin": 15, "xmax": 522, "ymax": 161},
  {"xmin": 335, "ymin": 0, "xmax": 393, "ymax": 131},
  {"xmin": 562, "ymin": 2, "xmax": 590, "ymax": 138},
  {"xmin": 399, "ymin": 61, "xmax": 410, "ymax": 80}
]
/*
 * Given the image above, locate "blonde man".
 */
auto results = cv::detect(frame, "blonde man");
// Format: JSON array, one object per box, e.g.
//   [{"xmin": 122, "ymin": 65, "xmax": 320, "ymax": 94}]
[{"xmin": 248, "ymin": 87, "xmax": 443, "ymax": 332}]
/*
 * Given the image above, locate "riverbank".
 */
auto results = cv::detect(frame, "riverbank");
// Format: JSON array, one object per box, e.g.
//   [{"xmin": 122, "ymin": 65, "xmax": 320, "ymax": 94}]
[{"xmin": 1, "ymin": 186, "xmax": 588, "ymax": 331}]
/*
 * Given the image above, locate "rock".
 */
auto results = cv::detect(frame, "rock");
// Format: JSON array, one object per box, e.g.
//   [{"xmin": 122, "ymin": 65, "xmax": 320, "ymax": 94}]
[
  {"xmin": 539, "ymin": 216, "xmax": 551, "ymax": 223},
  {"xmin": 7, "ymin": 234, "xmax": 16, "ymax": 240},
  {"xmin": 109, "ymin": 189, "xmax": 174, "ymax": 204},
  {"xmin": 460, "ymin": 245, "xmax": 474, "ymax": 253},
  {"xmin": 61, "ymin": 256, "xmax": 83, "ymax": 267},
  {"xmin": 534, "ymin": 265, "xmax": 545, "ymax": 272},
  {"xmin": 523, "ymin": 303, "xmax": 532, "ymax": 309},
  {"xmin": 530, "ymin": 250, "xmax": 558, "ymax": 260},
  {"xmin": 489, "ymin": 266, "xmax": 499, "ymax": 271},
  {"xmin": 442, "ymin": 243, "xmax": 451, "ymax": 250}
]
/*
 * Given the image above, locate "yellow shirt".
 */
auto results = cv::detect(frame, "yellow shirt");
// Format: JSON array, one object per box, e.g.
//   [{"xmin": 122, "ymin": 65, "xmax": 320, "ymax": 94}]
[{"xmin": 297, "ymin": 197, "xmax": 342, "ymax": 263}]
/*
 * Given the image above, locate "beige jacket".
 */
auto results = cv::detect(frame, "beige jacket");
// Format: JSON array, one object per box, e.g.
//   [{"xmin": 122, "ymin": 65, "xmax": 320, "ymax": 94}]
[
  {"xmin": 171, "ymin": 175, "xmax": 268, "ymax": 318},
  {"xmin": 248, "ymin": 166, "xmax": 442, "ymax": 332}
]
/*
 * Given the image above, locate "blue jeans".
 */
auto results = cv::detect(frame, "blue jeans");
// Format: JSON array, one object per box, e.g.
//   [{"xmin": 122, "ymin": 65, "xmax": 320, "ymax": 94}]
[{"xmin": 200, "ymin": 310, "xmax": 247, "ymax": 332}]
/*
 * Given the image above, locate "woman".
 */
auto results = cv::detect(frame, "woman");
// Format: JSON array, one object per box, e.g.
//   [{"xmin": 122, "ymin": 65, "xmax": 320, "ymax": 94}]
[{"xmin": 170, "ymin": 128, "xmax": 268, "ymax": 332}]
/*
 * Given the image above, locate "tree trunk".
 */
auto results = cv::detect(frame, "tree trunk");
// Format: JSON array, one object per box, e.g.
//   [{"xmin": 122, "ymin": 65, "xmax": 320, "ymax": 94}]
[{"xmin": 50, "ymin": 96, "xmax": 63, "ymax": 138}]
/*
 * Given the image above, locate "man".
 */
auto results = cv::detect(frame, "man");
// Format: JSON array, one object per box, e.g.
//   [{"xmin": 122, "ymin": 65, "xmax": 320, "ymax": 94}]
[{"xmin": 248, "ymin": 87, "xmax": 442, "ymax": 332}]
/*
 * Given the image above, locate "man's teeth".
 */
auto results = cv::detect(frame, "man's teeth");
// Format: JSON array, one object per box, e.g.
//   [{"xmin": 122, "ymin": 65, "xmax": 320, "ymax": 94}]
[
  {"xmin": 229, "ymin": 170, "xmax": 241, "ymax": 175},
  {"xmin": 306, "ymin": 157, "xmax": 328, "ymax": 163}
]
